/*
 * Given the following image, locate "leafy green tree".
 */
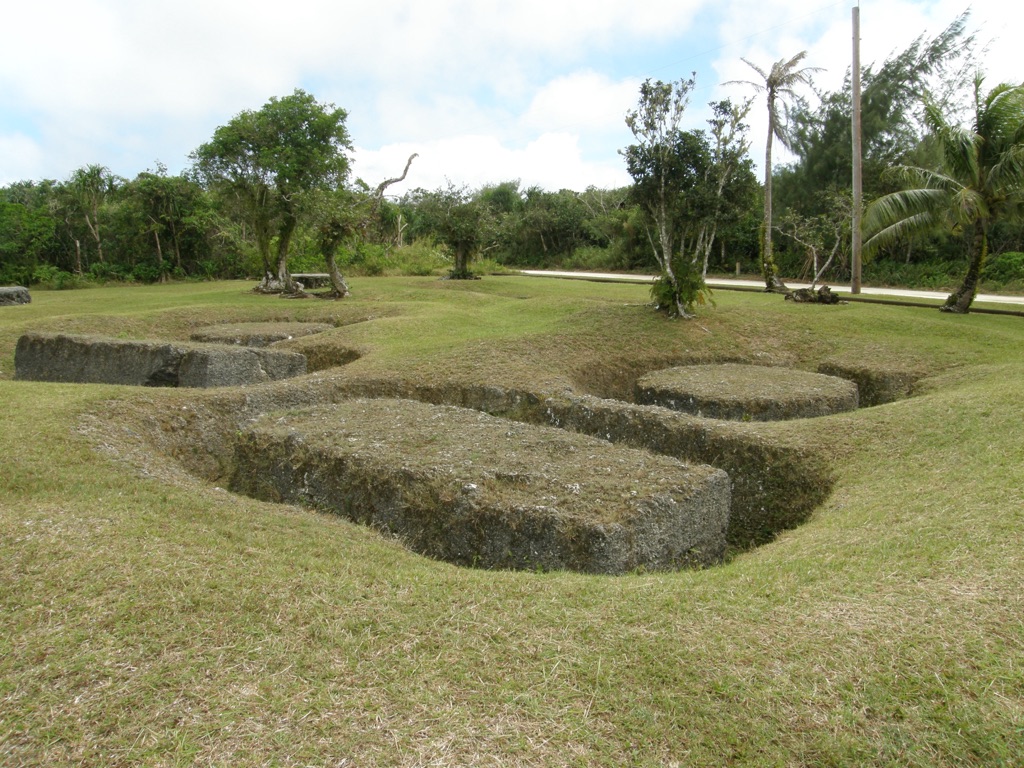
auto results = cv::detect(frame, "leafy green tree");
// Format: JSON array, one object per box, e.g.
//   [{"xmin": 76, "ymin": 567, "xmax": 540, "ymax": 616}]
[
  {"xmin": 191, "ymin": 89, "xmax": 352, "ymax": 291},
  {"xmin": 0, "ymin": 191, "xmax": 58, "ymax": 285},
  {"xmin": 478, "ymin": 180, "xmax": 525, "ymax": 218},
  {"xmin": 864, "ymin": 76, "xmax": 1024, "ymax": 313},
  {"xmin": 307, "ymin": 153, "xmax": 418, "ymax": 297},
  {"xmin": 780, "ymin": 14, "xmax": 977, "ymax": 216},
  {"xmin": 695, "ymin": 98, "xmax": 757, "ymax": 276},
  {"xmin": 576, "ymin": 186, "xmax": 649, "ymax": 270},
  {"xmin": 55, "ymin": 165, "xmax": 120, "ymax": 271},
  {"xmin": 118, "ymin": 165, "xmax": 214, "ymax": 281},
  {"xmin": 622, "ymin": 76, "xmax": 711, "ymax": 317},
  {"xmin": 727, "ymin": 53, "xmax": 821, "ymax": 292},
  {"xmin": 404, "ymin": 184, "xmax": 492, "ymax": 279}
]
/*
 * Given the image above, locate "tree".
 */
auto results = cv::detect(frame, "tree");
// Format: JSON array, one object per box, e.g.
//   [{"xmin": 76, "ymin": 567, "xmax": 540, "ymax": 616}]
[
  {"xmin": 0, "ymin": 191, "xmax": 58, "ymax": 285},
  {"xmin": 778, "ymin": 189, "xmax": 852, "ymax": 287},
  {"xmin": 310, "ymin": 153, "xmax": 418, "ymax": 298},
  {"xmin": 728, "ymin": 52, "xmax": 821, "ymax": 292},
  {"xmin": 622, "ymin": 76, "xmax": 710, "ymax": 317},
  {"xmin": 406, "ymin": 184, "xmax": 492, "ymax": 279},
  {"xmin": 780, "ymin": 14, "xmax": 977, "ymax": 215},
  {"xmin": 55, "ymin": 165, "xmax": 119, "ymax": 271},
  {"xmin": 191, "ymin": 89, "xmax": 352, "ymax": 292},
  {"xmin": 864, "ymin": 76, "xmax": 1024, "ymax": 313},
  {"xmin": 696, "ymin": 98, "xmax": 757, "ymax": 277},
  {"xmin": 120, "ymin": 165, "xmax": 212, "ymax": 281}
]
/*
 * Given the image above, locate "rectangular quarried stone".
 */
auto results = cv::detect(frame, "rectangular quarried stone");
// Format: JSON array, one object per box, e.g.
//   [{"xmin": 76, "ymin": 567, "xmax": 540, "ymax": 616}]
[
  {"xmin": 230, "ymin": 398, "xmax": 731, "ymax": 574},
  {"xmin": 14, "ymin": 332, "xmax": 306, "ymax": 388}
]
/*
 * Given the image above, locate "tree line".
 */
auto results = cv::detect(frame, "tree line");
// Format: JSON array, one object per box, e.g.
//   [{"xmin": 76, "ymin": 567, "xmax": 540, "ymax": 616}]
[{"xmin": 2, "ymin": 11, "xmax": 1022, "ymax": 314}]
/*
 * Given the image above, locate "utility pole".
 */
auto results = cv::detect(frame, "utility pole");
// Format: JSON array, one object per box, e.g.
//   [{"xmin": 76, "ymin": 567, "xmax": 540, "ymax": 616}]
[{"xmin": 851, "ymin": 3, "xmax": 863, "ymax": 293}]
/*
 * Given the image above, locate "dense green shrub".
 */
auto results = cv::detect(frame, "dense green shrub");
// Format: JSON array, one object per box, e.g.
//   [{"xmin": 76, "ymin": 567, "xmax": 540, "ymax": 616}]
[
  {"xmin": 32, "ymin": 265, "xmax": 92, "ymax": 290},
  {"xmin": 862, "ymin": 259, "xmax": 963, "ymax": 290},
  {"xmin": 392, "ymin": 241, "xmax": 449, "ymax": 276},
  {"xmin": 982, "ymin": 251, "xmax": 1024, "ymax": 290}
]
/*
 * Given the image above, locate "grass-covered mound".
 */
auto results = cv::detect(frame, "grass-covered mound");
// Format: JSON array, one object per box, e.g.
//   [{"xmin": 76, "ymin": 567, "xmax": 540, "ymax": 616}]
[
  {"xmin": 1, "ymin": 277, "xmax": 1022, "ymax": 765},
  {"xmin": 635, "ymin": 363, "xmax": 859, "ymax": 421}
]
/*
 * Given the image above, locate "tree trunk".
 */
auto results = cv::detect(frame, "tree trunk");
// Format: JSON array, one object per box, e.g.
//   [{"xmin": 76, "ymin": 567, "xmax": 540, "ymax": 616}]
[
  {"xmin": 325, "ymin": 250, "xmax": 351, "ymax": 298},
  {"xmin": 84, "ymin": 211, "xmax": 104, "ymax": 264},
  {"xmin": 275, "ymin": 212, "xmax": 299, "ymax": 293},
  {"xmin": 942, "ymin": 223, "xmax": 987, "ymax": 314},
  {"xmin": 761, "ymin": 106, "xmax": 787, "ymax": 293},
  {"xmin": 153, "ymin": 228, "xmax": 165, "ymax": 280},
  {"xmin": 453, "ymin": 244, "xmax": 471, "ymax": 278},
  {"xmin": 169, "ymin": 220, "xmax": 183, "ymax": 270}
]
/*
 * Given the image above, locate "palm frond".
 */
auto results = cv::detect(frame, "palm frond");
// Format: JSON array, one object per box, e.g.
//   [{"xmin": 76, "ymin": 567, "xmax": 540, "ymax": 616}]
[
  {"xmin": 885, "ymin": 165, "xmax": 961, "ymax": 193},
  {"xmin": 863, "ymin": 210, "xmax": 942, "ymax": 255},
  {"xmin": 739, "ymin": 58, "xmax": 769, "ymax": 84},
  {"xmin": 864, "ymin": 188, "xmax": 948, "ymax": 234}
]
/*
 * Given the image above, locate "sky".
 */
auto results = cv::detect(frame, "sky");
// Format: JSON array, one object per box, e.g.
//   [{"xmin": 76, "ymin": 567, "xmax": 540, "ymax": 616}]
[{"xmin": 1, "ymin": 0, "xmax": 1020, "ymax": 196}]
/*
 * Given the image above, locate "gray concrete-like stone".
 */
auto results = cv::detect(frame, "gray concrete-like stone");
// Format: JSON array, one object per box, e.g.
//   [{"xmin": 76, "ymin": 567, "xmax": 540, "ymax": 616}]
[
  {"xmin": 231, "ymin": 399, "xmax": 731, "ymax": 574},
  {"xmin": 0, "ymin": 286, "xmax": 31, "ymax": 305},
  {"xmin": 14, "ymin": 332, "xmax": 306, "ymax": 388}
]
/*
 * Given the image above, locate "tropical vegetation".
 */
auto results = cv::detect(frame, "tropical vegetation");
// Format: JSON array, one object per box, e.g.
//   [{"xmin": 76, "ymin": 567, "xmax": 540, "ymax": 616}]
[
  {"xmin": 2, "ymin": 11, "xmax": 1023, "ymax": 307},
  {"xmin": 864, "ymin": 76, "xmax": 1024, "ymax": 312}
]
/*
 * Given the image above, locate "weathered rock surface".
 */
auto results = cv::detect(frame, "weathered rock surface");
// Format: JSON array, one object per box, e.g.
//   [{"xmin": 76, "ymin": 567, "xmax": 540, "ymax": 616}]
[
  {"xmin": 14, "ymin": 332, "xmax": 306, "ymax": 388},
  {"xmin": 230, "ymin": 398, "xmax": 731, "ymax": 574},
  {"xmin": 0, "ymin": 286, "xmax": 31, "ymax": 305},
  {"xmin": 636, "ymin": 363, "xmax": 858, "ymax": 421},
  {"xmin": 190, "ymin": 322, "xmax": 333, "ymax": 347},
  {"xmin": 817, "ymin": 360, "xmax": 922, "ymax": 407}
]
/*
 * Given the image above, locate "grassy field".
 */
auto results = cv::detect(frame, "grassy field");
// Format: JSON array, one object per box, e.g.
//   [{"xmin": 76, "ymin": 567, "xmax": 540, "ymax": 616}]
[{"xmin": 1, "ymin": 277, "xmax": 1022, "ymax": 766}]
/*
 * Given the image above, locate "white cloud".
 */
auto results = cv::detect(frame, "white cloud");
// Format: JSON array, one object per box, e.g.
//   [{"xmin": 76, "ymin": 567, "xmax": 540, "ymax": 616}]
[
  {"xmin": 2, "ymin": 0, "xmax": 1021, "ymax": 188},
  {"xmin": 353, "ymin": 132, "xmax": 629, "ymax": 196},
  {"xmin": 0, "ymin": 134, "xmax": 46, "ymax": 183},
  {"xmin": 520, "ymin": 72, "xmax": 640, "ymax": 136}
]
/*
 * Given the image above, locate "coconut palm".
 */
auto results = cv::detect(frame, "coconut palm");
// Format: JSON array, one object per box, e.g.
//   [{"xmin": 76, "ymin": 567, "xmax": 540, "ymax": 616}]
[
  {"xmin": 729, "ymin": 52, "xmax": 821, "ymax": 292},
  {"xmin": 865, "ymin": 76, "xmax": 1024, "ymax": 313}
]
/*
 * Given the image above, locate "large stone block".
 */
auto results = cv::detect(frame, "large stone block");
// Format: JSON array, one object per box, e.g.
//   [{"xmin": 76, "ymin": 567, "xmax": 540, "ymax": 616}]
[
  {"xmin": 0, "ymin": 286, "xmax": 31, "ymax": 305},
  {"xmin": 14, "ymin": 332, "xmax": 306, "ymax": 388},
  {"xmin": 190, "ymin": 322, "xmax": 333, "ymax": 347},
  {"xmin": 636, "ymin": 363, "xmax": 858, "ymax": 421},
  {"xmin": 230, "ymin": 398, "xmax": 731, "ymax": 574}
]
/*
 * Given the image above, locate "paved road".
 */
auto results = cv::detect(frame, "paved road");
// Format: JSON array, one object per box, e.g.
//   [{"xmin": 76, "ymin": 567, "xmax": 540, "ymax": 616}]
[{"xmin": 519, "ymin": 270, "xmax": 1024, "ymax": 307}]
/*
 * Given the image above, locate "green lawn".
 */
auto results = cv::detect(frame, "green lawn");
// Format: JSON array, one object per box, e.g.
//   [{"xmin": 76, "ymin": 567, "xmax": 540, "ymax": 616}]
[{"xmin": 1, "ymin": 277, "xmax": 1022, "ymax": 766}]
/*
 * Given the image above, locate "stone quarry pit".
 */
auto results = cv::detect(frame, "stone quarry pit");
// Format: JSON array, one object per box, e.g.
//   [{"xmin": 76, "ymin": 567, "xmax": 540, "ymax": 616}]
[{"xmin": 23, "ymin": 322, "xmax": 927, "ymax": 574}]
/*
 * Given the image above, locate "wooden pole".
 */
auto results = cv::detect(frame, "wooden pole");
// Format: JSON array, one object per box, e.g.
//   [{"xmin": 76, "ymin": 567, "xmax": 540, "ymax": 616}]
[{"xmin": 851, "ymin": 4, "xmax": 863, "ymax": 294}]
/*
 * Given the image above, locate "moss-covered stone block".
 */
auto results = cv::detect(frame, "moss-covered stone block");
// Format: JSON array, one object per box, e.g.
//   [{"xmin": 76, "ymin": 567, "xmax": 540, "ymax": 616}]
[
  {"xmin": 230, "ymin": 398, "xmax": 731, "ymax": 574},
  {"xmin": 14, "ymin": 332, "xmax": 306, "ymax": 388},
  {"xmin": 635, "ymin": 363, "xmax": 858, "ymax": 421}
]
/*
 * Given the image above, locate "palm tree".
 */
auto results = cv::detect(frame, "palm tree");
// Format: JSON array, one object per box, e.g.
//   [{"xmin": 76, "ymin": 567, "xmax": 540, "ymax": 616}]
[
  {"xmin": 728, "ymin": 52, "xmax": 821, "ymax": 292},
  {"xmin": 865, "ymin": 76, "xmax": 1024, "ymax": 313}
]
